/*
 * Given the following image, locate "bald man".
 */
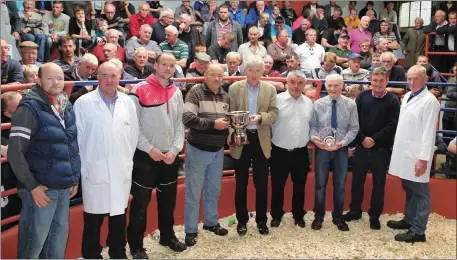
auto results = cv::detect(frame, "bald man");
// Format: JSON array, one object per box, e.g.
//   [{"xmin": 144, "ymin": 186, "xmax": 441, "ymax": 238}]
[
  {"xmin": 128, "ymin": 53, "xmax": 186, "ymax": 257},
  {"xmin": 8, "ymin": 63, "xmax": 81, "ymax": 258},
  {"xmin": 182, "ymin": 64, "xmax": 230, "ymax": 246},
  {"xmin": 75, "ymin": 61, "xmax": 139, "ymax": 259}
]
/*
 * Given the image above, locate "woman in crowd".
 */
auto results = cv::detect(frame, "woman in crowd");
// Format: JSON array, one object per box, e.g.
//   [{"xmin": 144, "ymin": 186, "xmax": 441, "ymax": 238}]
[{"xmin": 69, "ymin": 6, "xmax": 94, "ymax": 55}]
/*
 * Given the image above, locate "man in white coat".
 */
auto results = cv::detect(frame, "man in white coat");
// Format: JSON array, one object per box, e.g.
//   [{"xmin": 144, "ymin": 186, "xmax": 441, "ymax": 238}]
[
  {"xmin": 387, "ymin": 65, "xmax": 440, "ymax": 243},
  {"xmin": 74, "ymin": 60, "xmax": 139, "ymax": 259}
]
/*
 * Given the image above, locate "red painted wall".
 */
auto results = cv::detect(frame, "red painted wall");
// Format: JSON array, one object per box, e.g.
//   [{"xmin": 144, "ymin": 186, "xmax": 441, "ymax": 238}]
[{"xmin": 2, "ymin": 173, "xmax": 456, "ymax": 259}]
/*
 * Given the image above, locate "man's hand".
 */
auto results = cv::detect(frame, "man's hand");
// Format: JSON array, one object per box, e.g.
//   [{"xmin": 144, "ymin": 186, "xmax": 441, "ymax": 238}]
[
  {"xmin": 248, "ymin": 114, "xmax": 262, "ymax": 125},
  {"xmin": 362, "ymin": 137, "xmax": 375, "ymax": 149},
  {"xmin": 179, "ymin": 22, "xmax": 186, "ymax": 32},
  {"xmin": 52, "ymin": 33, "xmax": 59, "ymax": 43},
  {"xmin": 326, "ymin": 141, "xmax": 343, "ymax": 152},
  {"xmin": 149, "ymin": 147, "xmax": 166, "ymax": 161},
  {"xmin": 312, "ymin": 136, "xmax": 327, "ymax": 150},
  {"xmin": 402, "ymin": 50, "xmax": 408, "ymax": 55},
  {"xmin": 31, "ymin": 185, "xmax": 51, "ymax": 207},
  {"xmin": 69, "ymin": 184, "xmax": 78, "ymax": 198},
  {"xmin": 163, "ymin": 152, "xmax": 176, "ymax": 165},
  {"xmin": 415, "ymin": 159, "xmax": 428, "ymax": 177},
  {"xmin": 348, "ymin": 147, "xmax": 355, "ymax": 158},
  {"xmin": 214, "ymin": 118, "xmax": 229, "ymax": 130},
  {"xmin": 429, "ymin": 88, "xmax": 441, "ymax": 97},
  {"xmin": 13, "ymin": 32, "xmax": 20, "ymax": 40}
]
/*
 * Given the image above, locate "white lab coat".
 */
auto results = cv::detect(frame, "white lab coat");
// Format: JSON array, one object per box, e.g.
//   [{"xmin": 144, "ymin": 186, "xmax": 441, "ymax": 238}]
[
  {"xmin": 74, "ymin": 90, "xmax": 139, "ymax": 216},
  {"xmin": 388, "ymin": 89, "xmax": 440, "ymax": 183}
]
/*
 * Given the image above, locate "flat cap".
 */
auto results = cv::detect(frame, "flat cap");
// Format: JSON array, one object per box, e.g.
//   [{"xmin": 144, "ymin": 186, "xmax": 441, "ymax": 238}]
[
  {"xmin": 19, "ymin": 41, "xmax": 39, "ymax": 49},
  {"xmin": 195, "ymin": 52, "xmax": 211, "ymax": 62}
]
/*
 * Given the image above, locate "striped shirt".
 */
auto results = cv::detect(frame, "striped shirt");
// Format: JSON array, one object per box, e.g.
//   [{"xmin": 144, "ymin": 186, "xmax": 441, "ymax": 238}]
[
  {"xmin": 182, "ymin": 83, "xmax": 230, "ymax": 152},
  {"xmin": 372, "ymin": 32, "xmax": 397, "ymax": 47},
  {"xmin": 216, "ymin": 22, "xmax": 232, "ymax": 40},
  {"xmin": 159, "ymin": 39, "xmax": 189, "ymax": 60},
  {"xmin": 309, "ymin": 95, "xmax": 359, "ymax": 147}
]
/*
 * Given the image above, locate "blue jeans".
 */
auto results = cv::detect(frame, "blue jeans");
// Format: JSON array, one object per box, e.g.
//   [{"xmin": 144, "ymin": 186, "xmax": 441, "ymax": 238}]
[
  {"xmin": 184, "ymin": 142, "xmax": 224, "ymax": 234},
  {"xmin": 402, "ymin": 179, "xmax": 431, "ymax": 235},
  {"xmin": 17, "ymin": 188, "xmax": 70, "ymax": 259},
  {"xmin": 314, "ymin": 147, "xmax": 348, "ymax": 220},
  {"xmin": 22, "ymin": 33, "xmax": 46, "ymax": 62}
]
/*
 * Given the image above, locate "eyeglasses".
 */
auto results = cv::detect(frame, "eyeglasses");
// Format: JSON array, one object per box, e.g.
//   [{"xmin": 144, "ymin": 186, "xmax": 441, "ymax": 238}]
[{"xmin": 308, "ymin": 48, "xmax": 314, "ymax": 55}]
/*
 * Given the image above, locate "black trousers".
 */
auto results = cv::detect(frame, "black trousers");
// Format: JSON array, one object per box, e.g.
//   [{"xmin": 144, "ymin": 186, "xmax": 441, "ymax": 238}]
[
  {"xmin": 431, "ymin": 45, "xmax": 450, "ymax": 73},
  {"xmin": 81, "ymin": 212, "xmax": 127, "ymax": 259},
  {"xmin": 349, "ymin": 147, "xmax": 391, "ymax": 219},
  {"xmin": 270, "ymin": 144, "xmax": 310, "ymax": 221},
  {"xmin": 127, "ymin": 149, "xmax": 179, "ymax": 254},
  {"xmin": 234, "ymin": 131, "xmax": 269, "ymax": 224}
]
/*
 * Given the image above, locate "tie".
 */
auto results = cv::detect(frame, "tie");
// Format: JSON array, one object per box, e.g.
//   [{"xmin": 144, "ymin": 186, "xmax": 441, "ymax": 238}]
[
  {"xmin": 407, "ymin": 93, "xmax": 414, "ymax": 103},
  {"xmin": 331, "ymin": 100, "xmax": 337, "ymax": 129}
]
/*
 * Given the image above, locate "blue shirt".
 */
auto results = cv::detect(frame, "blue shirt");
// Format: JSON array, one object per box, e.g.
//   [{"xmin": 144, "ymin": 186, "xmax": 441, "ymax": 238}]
[
  {"xmin": 270, "ymin": 24, "xmax": 293, "ymax": 38},
  {"xmin": 230, "ymin": 7, "xmax": 245, "ymax": 28},
  {"xmin": 247, "ymin": 82, "xmax": 260, "ymax": 130},
  {"xmin": 309, "ymin": 95, "xmax": 359, "ymax": 146},
  {"xmin": 53, "ymin": 57, "xmax": 80, "ymax": 73},
  {"xmin": 98, "ymin": 87, "xmax": 118, "ymax": 115}
]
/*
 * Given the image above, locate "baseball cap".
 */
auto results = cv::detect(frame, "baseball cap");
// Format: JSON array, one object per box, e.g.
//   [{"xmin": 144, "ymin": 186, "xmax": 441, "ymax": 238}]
[
  {"xmin": 338, "ymin": 33, "xmax": 350, "ymax": 39},
  {"xmin": 348, "ymin": 53, "xmax": 363, "ymax": 61}
]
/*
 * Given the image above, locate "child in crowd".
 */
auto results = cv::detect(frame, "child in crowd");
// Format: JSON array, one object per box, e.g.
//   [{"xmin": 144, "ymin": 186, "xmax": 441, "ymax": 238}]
[
  {"xmin": 22, "ymin": 64, "xmax": 39, "ymax": 84},
  {"xmin": 188, "ymin": 43, "xmax": 208, "ymax": 69},
  {"xmin": 94, "ymin": 18, "xmax": 109, "ymax": 44}
]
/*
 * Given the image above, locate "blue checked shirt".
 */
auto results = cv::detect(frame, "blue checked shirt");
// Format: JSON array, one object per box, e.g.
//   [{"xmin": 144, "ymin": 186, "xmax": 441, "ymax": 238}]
[{"xmin": 309, "ymin": 95, "xmax": 359, "ymax": 147}]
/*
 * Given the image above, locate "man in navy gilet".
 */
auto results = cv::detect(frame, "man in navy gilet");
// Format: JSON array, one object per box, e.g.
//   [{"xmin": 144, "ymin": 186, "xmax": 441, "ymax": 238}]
[{"xmin": 7, "ymin": 62, "xmax": 81, "ymax": 259}]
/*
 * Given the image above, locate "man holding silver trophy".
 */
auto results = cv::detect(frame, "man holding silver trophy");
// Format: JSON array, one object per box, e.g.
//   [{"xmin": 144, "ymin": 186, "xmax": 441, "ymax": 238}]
[
  {"xmin": 309, "ymin": 74, "xmax": 359, "ymax": 232},
  {"xmin": 228, "ymin": 56, "xmax": 279, "ymax": 236}
]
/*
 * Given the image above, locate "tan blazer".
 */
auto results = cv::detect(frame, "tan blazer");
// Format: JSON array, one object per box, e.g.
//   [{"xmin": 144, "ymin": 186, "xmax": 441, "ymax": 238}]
[{"xmin": 228, "ymin": 80, "xmax": 279, "ymax": 159}]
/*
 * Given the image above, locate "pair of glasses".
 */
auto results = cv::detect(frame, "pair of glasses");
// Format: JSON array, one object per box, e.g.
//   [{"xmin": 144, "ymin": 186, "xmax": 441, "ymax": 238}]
[{"xmin": 309, "ymin": 48, "xmax": 314, "ymax": 55}]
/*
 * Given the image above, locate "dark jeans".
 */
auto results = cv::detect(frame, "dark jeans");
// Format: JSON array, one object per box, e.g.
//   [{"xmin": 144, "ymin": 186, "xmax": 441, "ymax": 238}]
[
  {"xmin": 127, "ymin": 149, "xmax": 179, "ymax": 254},
  {"xmin": 270, "ymin": 144, "xmax": 310, "ymax": 221},
  {"xmin": 82, "ymin": 212, "xmax": 127, "ymax": 259},
  {"xmin": 314, "ymin": 147, "xmax": 348, "ymax": 221},
  {"xmin": 349, "ymin": 147, "xmax": 390, "ymax": 219},
  {"xmin": 234, "ymin": 131, "xmax": 269, "ymax": 224}
]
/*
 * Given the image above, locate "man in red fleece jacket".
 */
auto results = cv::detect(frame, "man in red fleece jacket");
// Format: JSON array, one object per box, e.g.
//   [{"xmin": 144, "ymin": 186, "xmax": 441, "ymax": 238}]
[
  {"xmin": 127, "ymin": 53, "xmax": 186, "ymax": 258},
  {"xmin": 129, "ymin": 3, "xmax": 156, "ymax": 38}
]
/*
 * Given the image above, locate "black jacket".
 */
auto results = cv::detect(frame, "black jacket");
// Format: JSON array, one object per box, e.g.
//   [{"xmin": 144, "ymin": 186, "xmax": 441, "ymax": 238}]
[{"xmin": 5, "ymin": 1, "xmax": 21, "ymax": 34}]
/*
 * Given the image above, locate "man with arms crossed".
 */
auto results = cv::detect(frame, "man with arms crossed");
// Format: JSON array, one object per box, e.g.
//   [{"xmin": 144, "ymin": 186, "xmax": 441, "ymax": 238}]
[{"xmin": 387, "ymin": 65, "xmax": 440, "ymax": 243}]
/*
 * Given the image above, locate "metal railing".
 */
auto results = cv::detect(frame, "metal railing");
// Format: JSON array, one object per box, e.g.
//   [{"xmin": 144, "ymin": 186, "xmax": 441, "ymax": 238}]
[{"xmin": 425, "ymin": 32, "xmax": 457, "ymax": 77}]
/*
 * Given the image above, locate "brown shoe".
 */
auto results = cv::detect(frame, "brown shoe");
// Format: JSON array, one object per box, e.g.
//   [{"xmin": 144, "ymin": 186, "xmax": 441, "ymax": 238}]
[{"xmin": 311, "ymin": 218, "xmax": 323, "ymax": 230}]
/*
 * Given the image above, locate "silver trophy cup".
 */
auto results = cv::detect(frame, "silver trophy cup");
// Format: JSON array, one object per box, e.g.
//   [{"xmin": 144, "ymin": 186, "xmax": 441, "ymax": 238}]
[{"xmin": 226, "ymin": 111, "xmax": 251, "ymax": 147}]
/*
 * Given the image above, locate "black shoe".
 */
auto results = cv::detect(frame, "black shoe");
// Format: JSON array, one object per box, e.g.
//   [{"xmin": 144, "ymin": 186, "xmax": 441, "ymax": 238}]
[
  {"xmin": 270, "ymin": 218, "xmax": 281, "ymax": 228},
  {"xmin": 203, "ymin": 224, "xmax": 228, "ymax": 236},
  {"xmin": 294, "ymin": 219, "xmax": 306, "ymax": 228},
  {"xmin": 159, "ymin": 236, "xmax": 187, "ymax": 252},
  {"xmin": 257, "ymin": 222, "xmax": 269, "ymax": 235},
  {"xmin": 311, "ymin": 218, "xmax": 323, "ymax": 230},
  {"xmin": 344, "ymin": 211, "xmax": 362, "ymax": 222},
  {"xmin": 370, "ymin": 218, "xmax": 381, "ymax": 230},
  {"xmin": 131, "ymin": 249, "xmax": 148, "ymax": 259},
  {"xmin": 394, "ymin": 230, "xmax": 426, "ymax": 243},
  {"xmin": 185, "ymin": 233, "xmax": 198, "ymax": 247},
  {"xmin": 333, "ymin": 219, "xmax": 349, "ymax": 231},
  {"xmin": 387, "ymin": 219, "xmax": 411, "ymax": 230},
  {"xmin": 237, "ymin": 223, "xmax": 247, "ymax": 236}
]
